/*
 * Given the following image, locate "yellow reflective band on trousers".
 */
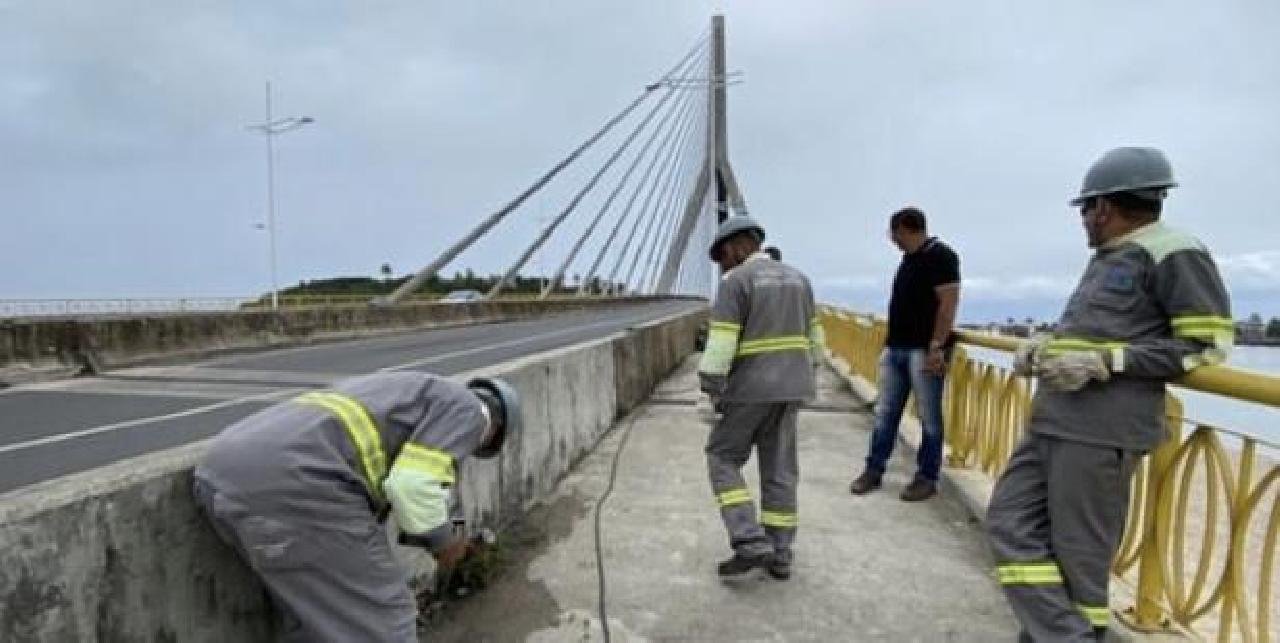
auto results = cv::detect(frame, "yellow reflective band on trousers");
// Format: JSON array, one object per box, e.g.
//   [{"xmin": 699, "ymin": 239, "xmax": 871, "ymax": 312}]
[
  {"xmin": 296, "ymin": 391, "xmax": 388, "ymax": 505},
  {"xmin": 996, "ymin": 561, "xmax": 1064, "ymax": 585},
  {"xmin": 1043, "ymin": 337, "xmax": 1127, "ymax": 357},
  {"xmin": 394, "ymin": 442, "xmax": 456, "ymax": 485},
  {"xmin": 717, "ymin": 487, "xmax": 753, "ymax": 507},
  {"xmin": 1171, "ymin": 315, "xmax": 1234, "ymax": 348},
  {"xmin": 699, "ymin": 322, "xmax": 742, "ymax": 376},
  {"xmin": 1076, "ymin": 603, "xmax": 1110, "ymax": 627},
  {"xmin": 736, "ymin": 335, "xmax": 812, "ymax": 357},
  {"xmin": 760, "ymin": 510, "xmax": 798, "ymax": 528}
]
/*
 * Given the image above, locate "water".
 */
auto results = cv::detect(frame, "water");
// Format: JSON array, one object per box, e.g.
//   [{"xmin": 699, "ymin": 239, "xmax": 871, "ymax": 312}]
[{"xmin": 961, "ymin": 344, "xmax": 1280, "ymax": 446}]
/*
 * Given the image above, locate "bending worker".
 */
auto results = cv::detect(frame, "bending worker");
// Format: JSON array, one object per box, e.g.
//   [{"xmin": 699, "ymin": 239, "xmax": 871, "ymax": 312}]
[
  {"xmin": 987, "ymin": 147, "xmax": 1232, "ymax": 641},
  {"xmin": 193, "ymin": 371, "xmax": 519, "ymax": 642},
  {"xmin": 699, "ymin": 215, "xmax": 824, "ymax": 581}
]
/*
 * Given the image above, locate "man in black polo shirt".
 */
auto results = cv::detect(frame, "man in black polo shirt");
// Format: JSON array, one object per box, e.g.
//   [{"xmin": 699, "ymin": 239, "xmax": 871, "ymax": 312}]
[{"xmin": 849, "ymin": 207, "xmax": 961, "ymax": 501}]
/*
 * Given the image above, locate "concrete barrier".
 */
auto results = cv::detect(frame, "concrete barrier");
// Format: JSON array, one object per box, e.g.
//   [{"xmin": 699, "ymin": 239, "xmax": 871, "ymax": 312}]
[
  {"xmin": 0, "ymin": 307, "xmax": 705, "ymax": 642},
  {"xmin": 0, "ymin": 296, "xmax": 700, "ymax": 387}
]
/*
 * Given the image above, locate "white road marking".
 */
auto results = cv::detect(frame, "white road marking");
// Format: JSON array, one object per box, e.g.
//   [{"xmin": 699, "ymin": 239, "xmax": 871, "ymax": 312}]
[
  {"xmin": 378, "ymin": 317, "xmax": 635, "ymax": 371},
  {"xmin": 0, "ymin": 389, "xmax": 295, "ymax": 455}
]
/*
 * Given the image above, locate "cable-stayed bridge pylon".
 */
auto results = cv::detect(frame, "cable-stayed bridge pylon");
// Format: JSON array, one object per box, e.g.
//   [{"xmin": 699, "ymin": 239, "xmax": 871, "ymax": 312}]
[{"xmin": 381, "ymin": 14, "xmax": 748, "ymax": 305}]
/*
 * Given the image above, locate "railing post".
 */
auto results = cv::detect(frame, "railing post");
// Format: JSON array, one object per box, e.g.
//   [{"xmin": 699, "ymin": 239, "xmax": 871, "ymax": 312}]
[
  {"xmin": 1125, "ymin": 393, "xmax": 1183, "ymax": 630},
  {"xmin": 944, "ymin": 345, "xmax": 968, "ymax": 468}
]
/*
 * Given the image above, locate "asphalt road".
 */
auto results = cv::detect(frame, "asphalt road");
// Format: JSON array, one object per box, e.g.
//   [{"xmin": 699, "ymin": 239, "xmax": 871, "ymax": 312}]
[{"xmin": 0, "ymin": 300, "xmax": 702, "ymax": 495}]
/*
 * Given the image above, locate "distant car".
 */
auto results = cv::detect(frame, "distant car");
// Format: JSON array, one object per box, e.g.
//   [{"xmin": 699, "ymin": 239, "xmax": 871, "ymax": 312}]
[{"xmin": 440, "ymin": 289, "xmax": 485, "ymax": 303}]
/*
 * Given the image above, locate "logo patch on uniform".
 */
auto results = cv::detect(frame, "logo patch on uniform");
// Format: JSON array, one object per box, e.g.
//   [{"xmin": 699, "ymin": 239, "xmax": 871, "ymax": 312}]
[{"xmin": 1103, "ymin": 266, "xmax": 1136, "ymax": 293}]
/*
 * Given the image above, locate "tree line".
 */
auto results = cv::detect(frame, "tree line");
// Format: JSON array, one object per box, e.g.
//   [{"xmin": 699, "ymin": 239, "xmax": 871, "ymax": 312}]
[{"xmin": 268, "ymin": 266, "xmax": 624, "ymax": 299}]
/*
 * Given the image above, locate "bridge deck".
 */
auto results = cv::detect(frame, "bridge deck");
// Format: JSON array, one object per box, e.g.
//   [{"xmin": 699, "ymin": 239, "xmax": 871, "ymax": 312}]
[
  {"xmin": 428, "ymin": 357, "xmax": 1015, "ymax": 642},
  {"xmin": 0, "ymin": 300, "xmax": 699, "ymax": 494}
]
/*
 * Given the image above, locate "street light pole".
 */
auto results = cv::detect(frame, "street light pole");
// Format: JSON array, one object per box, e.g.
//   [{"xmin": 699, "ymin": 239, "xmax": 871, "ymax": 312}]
[
  {"xmin": 264, "ymin": 81, "xmax": 279, "ymax": 310},
  {"xmin": 246, "ymin": 81, "xmax": 313, "ymax": 310}
]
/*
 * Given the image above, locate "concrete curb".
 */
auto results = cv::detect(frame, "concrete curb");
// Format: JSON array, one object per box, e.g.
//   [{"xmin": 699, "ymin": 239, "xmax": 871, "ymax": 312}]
[
  {"xmin": 823, "ymin": 354, "xmax": 1198, "ymax": 643},
  {"xmin": 0, "ymin": 297, "xmax": 704, "ymax": 388}
]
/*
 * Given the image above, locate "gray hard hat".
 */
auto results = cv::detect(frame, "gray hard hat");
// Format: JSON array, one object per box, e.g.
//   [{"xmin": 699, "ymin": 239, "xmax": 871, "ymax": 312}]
[
  {"xmin": 468, "ymin": 376, "xmax": 520, "ymax": 459},
  {"xmin": 1070, "ymin": 146, "xmax": 1178, "ymax": 205},
  {"xmin": 708, "ymin": 215, "xmax": 766, "ymax": 260}
]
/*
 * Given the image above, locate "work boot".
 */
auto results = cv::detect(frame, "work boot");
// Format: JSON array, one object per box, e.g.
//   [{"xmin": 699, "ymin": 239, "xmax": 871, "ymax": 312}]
[
  {"xmin": 900, "ymin": 477, "xmax": 937, "ymax": 502},
  {"xmin": 766, "ymin": 558, "xmax": 792, "ymax": 581},
  {"xmin": 848, "ymin": 471, "xmax": 882, "ymax": 495},
  {"xmin": 717, "ymin": 552, "xmax": 773, "ymax": 578}
]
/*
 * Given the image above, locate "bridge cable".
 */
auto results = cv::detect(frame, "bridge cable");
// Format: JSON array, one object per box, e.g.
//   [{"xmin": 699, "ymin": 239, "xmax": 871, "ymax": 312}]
[
  {"xmin": 655, "ymin": 73, "xmax": 711, "ymax": 296},
  {"xmin": 550, "ymin": 60, "xmax": 702, "ymax": 297},
  {"xmin": 383, "ymin": 34, "xmax": 708, "ymax": 303},
  {"xmin": 637, "ymin": 100, "xmax": 703, "ymax": 293},
  {"xmin": 620, "ymin": 99, "xmax": 699, "ymax": 292},
  {"xmin": 638, "ymin": 147, "xmax": 697, "ymax": 294},
  {"xmin": 683, "ymin": 180, "xmax": 713, "ymax": 295},
  {"xmin": 675, "ymin": 181, "xmax": 710, "ymax": 296},
  {"xmin": 601, "ymin": 92, "xmax": 701, "ymax": 293},
  {"xmin": 539, "ymin": 57, "xmax": 704, "ymax": 297},
  {"xmin": 612, "ymin": 97, "xmax": 701, "ymax": 292},
  {"xmin": 643, "ymin": 97, "xmax": 707, "ymax": 293},
  {"xmin": 487, "ymin": 44, "xmax": 709, "ymax": 298},
  {"xmin": 633, "ymin": 152, "xmax": 690, "ymax": 293},
  {"xmin": 576, "ymin": 87, "xmax": 700, "ymax": 295}
]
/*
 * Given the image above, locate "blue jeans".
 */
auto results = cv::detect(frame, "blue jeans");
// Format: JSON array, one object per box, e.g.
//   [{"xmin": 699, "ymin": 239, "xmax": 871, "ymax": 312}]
[{"xmin": 864, "ymin": 347, "xmax": 946, "ymax": 482}]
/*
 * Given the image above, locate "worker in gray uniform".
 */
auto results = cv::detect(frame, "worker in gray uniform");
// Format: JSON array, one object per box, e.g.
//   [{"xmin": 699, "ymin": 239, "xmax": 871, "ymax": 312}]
[
  {"xmin": 987, "ymin": 147, "xmax": 1233, "ymax": 641},
  {"xmin": 699, "ymin": 215, "xmax": 825, "ymax": 581},
  {"xmin": 193, "ymin": 371, "xmax": 519, "ymax": 642}
]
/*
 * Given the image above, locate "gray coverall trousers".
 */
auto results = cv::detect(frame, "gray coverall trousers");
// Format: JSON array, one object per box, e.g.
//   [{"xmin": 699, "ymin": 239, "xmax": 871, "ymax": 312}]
[
  {"xmin": 706, "ymin": 402, "xmax": 801, "ymax": 562},
  {"xmin": 986, "ymin": 434, "xmax": 1141, "ymax": 642},
  {"xmin": 193, "ymin": 477, "xmax": 417, "ymax": 643}
]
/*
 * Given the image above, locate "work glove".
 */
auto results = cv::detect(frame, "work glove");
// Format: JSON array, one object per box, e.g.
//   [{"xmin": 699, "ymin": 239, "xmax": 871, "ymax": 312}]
[
  {"xmin": 1036, "ymin": 351, "xmax": 1110, "ymax": 392},
  {"xmin": 1012, "ymin": 334, "xmax": 1052, "ymax": 377}
]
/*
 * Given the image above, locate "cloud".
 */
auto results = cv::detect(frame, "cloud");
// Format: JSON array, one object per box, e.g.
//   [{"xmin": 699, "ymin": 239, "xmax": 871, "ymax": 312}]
[
  {"xmin": 961, "ymin": 275, "xmax": 1077, "ymax": 301},
  {"xmin": 1219, "ymin": 251, "xmax": 1280, "ymax": 293},
  {"xmin": 816, "ymin": 275, "xmax": 884, "ymax": 291},
  {"xmin": 819, "ymin": 272, "xmax": 1075, "ymax": 302},
  {"xmin": 1, "ymin": 0, "xmax": 1278, "ymax": 313}
]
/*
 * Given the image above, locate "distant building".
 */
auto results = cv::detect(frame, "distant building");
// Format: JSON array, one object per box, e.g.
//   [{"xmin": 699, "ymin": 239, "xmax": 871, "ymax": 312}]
[{"xmin": 1237, "ymin": 314, "xmax": 1265, "ymax": 343}]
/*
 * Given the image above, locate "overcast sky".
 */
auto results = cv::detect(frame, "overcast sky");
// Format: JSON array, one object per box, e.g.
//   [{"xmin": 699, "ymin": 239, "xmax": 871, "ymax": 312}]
[{"xmin": 3, "ymin": 1, "xmax": 1278, "ymax": 322}]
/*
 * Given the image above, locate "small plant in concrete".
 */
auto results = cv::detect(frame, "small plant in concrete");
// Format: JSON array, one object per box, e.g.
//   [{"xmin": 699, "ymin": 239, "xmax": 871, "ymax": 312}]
[{"xmin": 415, "ymin": 528, "xmax": 506, "ymax": 626}]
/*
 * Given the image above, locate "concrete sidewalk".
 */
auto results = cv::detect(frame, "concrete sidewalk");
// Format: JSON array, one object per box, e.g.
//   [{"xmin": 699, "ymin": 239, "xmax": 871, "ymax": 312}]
[{"xmin": 427, "ymin": 357, "xmax": 1016, "ymax": 642}]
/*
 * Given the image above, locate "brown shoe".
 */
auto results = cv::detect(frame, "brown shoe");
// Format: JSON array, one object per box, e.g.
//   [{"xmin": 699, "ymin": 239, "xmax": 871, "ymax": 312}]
[
  {"xmin": 849, "ymin": 471, "xmax": 882, "ymax": 495},
  {"xmin": 900, "ymin": 478, "xmax": 937, "ymax": 502}
]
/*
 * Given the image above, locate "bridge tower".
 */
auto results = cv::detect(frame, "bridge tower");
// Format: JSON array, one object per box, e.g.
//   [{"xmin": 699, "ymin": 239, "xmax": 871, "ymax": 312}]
[{"xmin": 655, "ymin": 14, "xmax": 748, "ymax": 294}]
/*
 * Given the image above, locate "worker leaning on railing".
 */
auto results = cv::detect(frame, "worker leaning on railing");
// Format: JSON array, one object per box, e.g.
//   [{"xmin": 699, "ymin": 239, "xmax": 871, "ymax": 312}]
[{"xmin": 985, "ymin": 146, "xmax": 1234, "ymax": 642}]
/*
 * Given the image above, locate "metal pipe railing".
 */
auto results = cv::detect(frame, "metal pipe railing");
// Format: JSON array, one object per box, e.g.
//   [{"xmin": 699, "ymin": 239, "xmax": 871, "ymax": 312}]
[{"xmin": 819, "ymin": 306, "xmax": 1279, "ymax": 642}]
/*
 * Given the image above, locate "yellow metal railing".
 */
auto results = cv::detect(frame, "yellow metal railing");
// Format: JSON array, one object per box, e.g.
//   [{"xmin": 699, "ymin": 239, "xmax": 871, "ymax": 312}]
[
  {"xmin": 819, "ymin": 305, "xmax": 1280, "ymax": 642},
  {"xmin": 817, "ymin": 307, "xmax": 886, "ymax": 384}
]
